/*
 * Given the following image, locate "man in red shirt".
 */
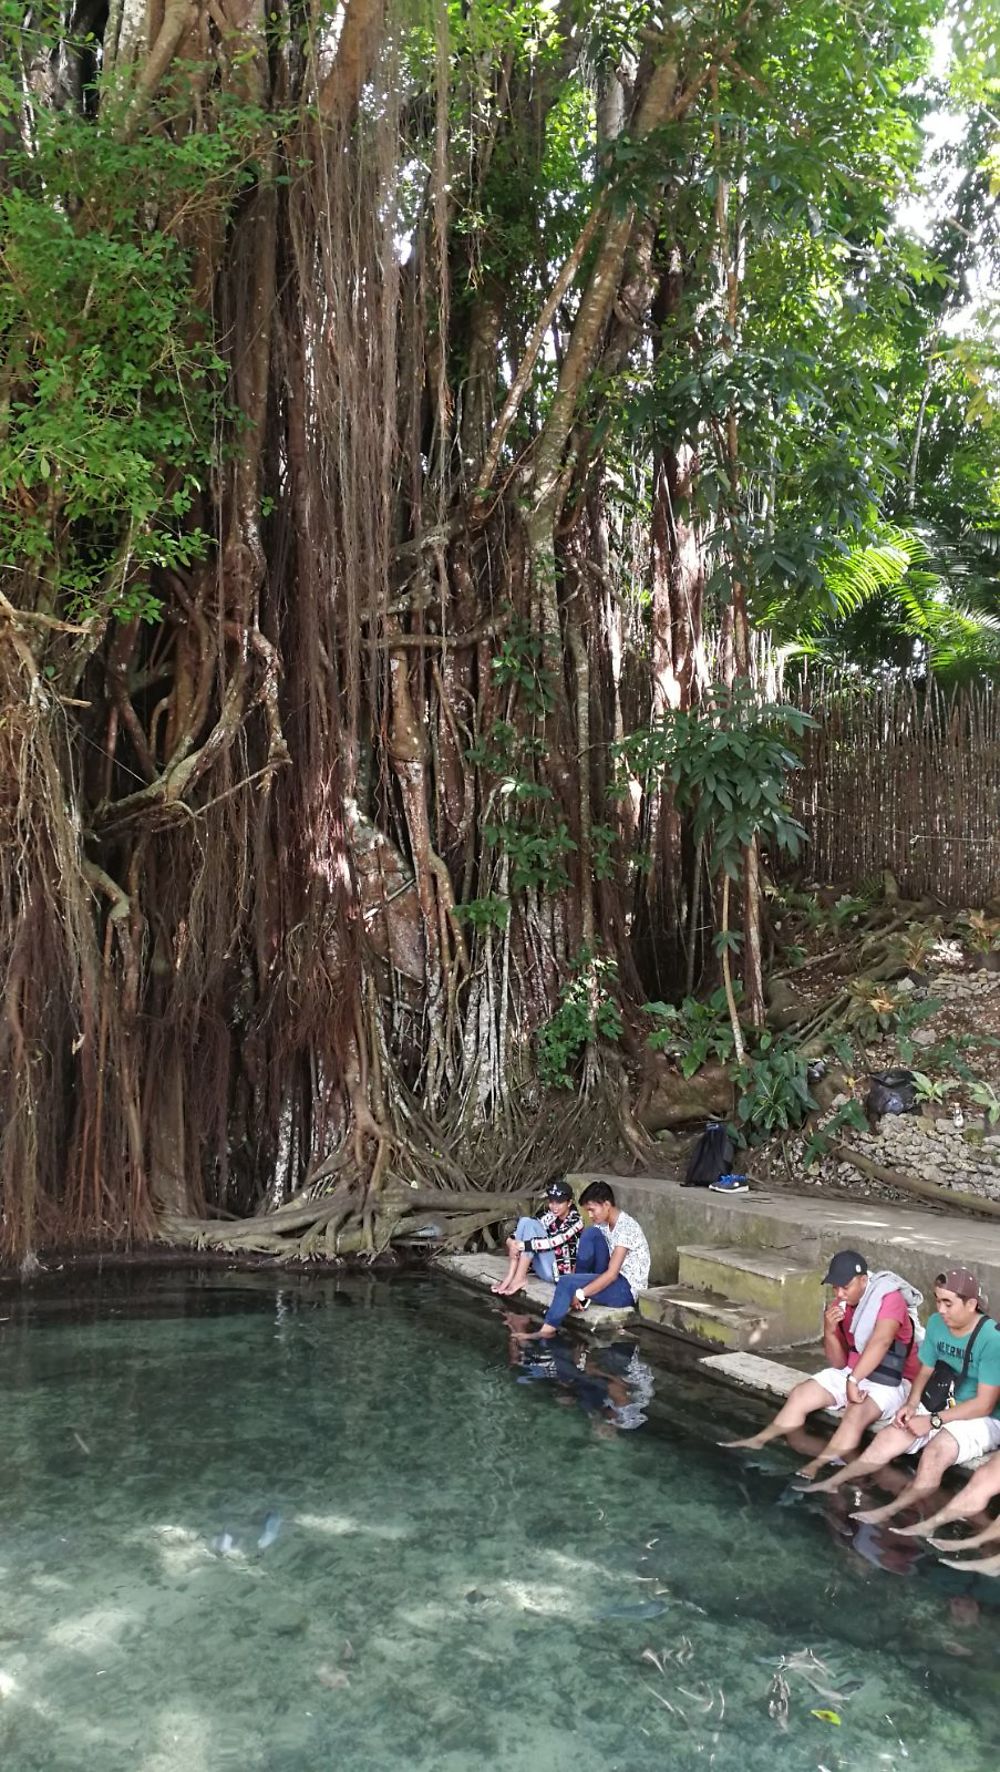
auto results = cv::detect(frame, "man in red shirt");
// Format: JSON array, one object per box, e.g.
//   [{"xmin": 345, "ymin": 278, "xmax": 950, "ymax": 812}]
[{"xmin": 720, "ymin": 1250, "xmax": 922, "ymax": 1477}]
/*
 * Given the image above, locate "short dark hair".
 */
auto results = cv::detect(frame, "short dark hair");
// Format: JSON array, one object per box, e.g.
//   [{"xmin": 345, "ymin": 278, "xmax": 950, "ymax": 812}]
[{"xmin": 579, "ymin": 1180, "xmax": 615, "ymax": 1207}]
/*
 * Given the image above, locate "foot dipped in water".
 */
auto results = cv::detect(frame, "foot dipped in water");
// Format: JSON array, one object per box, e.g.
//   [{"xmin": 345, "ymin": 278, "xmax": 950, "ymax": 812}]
[
  {"xmin": 850, "ymin": 1500, "xmax": 902, "ymax": 1526},
  {"xmin": 793, "ymin": 1455, "xmax": 845, "ymax": 1485},
  {"xmin": 889, "ymin": 1514, "xmax": 940, "ymax": 1539},
  {"xmin": 512, "ymin": 1324, "xmax": 557, "ymax": 1343},
  {"xmin": 795, "ymin": 1465, "xmax": 858, "ymax": 1495},
  {"xmin": 939, "ymin": 1549, "xmax": 1000, "ymax": 1576},
  {"xmin": 717, "ymin": 1432, "xmax": 770, "ymax": 1450}
]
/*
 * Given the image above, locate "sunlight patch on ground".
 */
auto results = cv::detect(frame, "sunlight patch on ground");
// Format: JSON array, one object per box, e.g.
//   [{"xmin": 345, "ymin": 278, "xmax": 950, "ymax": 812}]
[
  {"xmin": 137, "ymin": 1706, "xmax": 217, "ymax": 1772},
  {"xmin": 495, "ymin": 1578, "xmax": 577, "ymax": 1616},
  {"xmin": 46, "ymin": 1605, "xmax": 136, "ymax": 1652},
  {"xmin": 295, "ymin": 1510, "xmax": 410, "ymax": 1540}
]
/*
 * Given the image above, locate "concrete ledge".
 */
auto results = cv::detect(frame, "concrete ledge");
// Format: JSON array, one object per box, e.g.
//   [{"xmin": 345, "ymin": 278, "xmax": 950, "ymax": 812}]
[
  {"xmin": 567, "ymin": 1169, "xmax": 1000, "ymax": 1305},
  {"xmin": 436, "ymin": 1253, "xmax": 635, "ymax": 1333},
  {"xmin": 700, "ymin": 1348, "xmax": 825, "ymax": 1404}
]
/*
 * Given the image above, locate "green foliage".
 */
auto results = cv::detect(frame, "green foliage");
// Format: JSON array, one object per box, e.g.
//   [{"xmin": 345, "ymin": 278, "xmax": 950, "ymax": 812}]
[
  {"xmin": 0, "ymin": 83, "xmax": 266, "ymax": 623},
  {"xmin": 644, "ymin": 988, "xmax": 738, "ymax": 1077},
  {"xmin": 801, "ymin": 1098, "xmax": 869, "ymax": 1167},
  {"xmin": 735, "ymin": 1046, "xmax": 816, "ymax": 1141},
  {"xmin": 537, "ymin": 950, "xmax": 623, "ymax": 1089},
  {"xmin": 910, "ymin": 1071, "xmax": 959, "ymax": 1105},
  {"xmin": 842, "ymin": 979, "xmax": 940, "ymax": 1051},
  {"xmin": 453, "ymin": 895, "xmax": 510, "ymax": 934},
  {"xmin": 893, "ymin": 997, "xmax": 943, "ymax": 1062},
  {"xmin": 968, "ymin": 1079, "xmax": 1000, "ymax": 1125},
  {"xmin": 483, "ymin": 816, "xmax": 576, "ymax": 894},
  {"xmin": 622, "ymin": 680, "xmax": 813, "ymax": 879},
  {"xmin": 646, "ymin": 988, "xmax": 817, "ymax": 1138},
  {"xmin": 962, "ymin": 911, "xmax": 1000, "ymax": 953},
  {"xmin": 491, "ymin": 625, "xmax": 557, "ymax": 716}
]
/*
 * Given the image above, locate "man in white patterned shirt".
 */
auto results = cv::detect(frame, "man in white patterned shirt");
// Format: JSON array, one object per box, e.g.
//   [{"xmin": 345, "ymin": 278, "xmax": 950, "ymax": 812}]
[{"xmin": 517, "ymin": 1180, "xmax": 651, "ymax": 1339}]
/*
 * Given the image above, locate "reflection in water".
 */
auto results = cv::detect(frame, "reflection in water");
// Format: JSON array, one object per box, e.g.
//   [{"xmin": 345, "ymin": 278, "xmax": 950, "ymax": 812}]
[{"xmin": 504, "ymin": 1319, "xmax": 655, "ymax": 1434}]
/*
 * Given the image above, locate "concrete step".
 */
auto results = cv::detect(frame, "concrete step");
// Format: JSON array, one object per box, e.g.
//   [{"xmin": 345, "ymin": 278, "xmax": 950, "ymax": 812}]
[
  {"xmin": 638, "ymin": 1284, "xmax": 783, "ymax": 1352},
  {"xmin": 677, "ymin": 1244, "xmax": 824, "ymax": 1340},
  {"xmin": 438, "ymin": 1253, "xmax": 635, "ymax": 1332}
]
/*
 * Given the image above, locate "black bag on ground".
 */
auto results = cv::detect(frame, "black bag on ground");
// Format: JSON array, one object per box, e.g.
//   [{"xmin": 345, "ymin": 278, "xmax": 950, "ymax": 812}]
[
  {"xmin": 683, "ymin": 1121, "xmax": 735, "ymax": 1188},
  {"xmin": 865, "ymin": 1068, "xmax": 919, "ymax": 1119},
  {"xmin": 923, "ymin": 1315, "xmax": 991, "ymax": 1414}
]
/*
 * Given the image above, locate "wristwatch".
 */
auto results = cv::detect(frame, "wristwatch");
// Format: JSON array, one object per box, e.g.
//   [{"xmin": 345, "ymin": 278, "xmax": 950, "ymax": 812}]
[{"xmin": 930, "ymin": 1413, "xmax": 943, "ymax": 1430}]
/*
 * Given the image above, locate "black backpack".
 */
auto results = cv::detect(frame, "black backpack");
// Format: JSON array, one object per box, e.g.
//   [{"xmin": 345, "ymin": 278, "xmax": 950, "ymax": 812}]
[
  {"xmin": 865, "ymin": 1068, "xmax": 919, "ymax": 1119},
  {"xmin": 683, "ymin": 1120, "xmax": 736, "ymax": 1187}
]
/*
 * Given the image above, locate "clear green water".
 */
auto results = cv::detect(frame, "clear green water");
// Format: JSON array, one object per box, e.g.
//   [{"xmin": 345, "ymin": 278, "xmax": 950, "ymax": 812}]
[{"xmin": 1, "ymin": 1272, "xmax": 999, "ymax": 1772}]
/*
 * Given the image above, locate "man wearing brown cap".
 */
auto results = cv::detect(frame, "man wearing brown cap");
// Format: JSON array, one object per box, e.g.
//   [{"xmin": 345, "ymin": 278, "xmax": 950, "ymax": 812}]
[{"xmin": 803, "ymin": 1268, "xmax": 1000, "ymax": 1526}]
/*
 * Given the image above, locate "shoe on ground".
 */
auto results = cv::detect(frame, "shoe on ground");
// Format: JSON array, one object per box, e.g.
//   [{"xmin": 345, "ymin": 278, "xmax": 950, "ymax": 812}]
[{"xmin": 708, "ymin": 1174, "xmax": 749, "ymax": 1194}]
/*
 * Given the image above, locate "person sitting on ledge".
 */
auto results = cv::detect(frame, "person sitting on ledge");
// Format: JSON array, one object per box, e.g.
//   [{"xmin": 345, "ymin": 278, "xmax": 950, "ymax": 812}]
[
  {"xmin": 895, "ymin": 1448, "xmax": 1000, "ymax": 1552},
  {"xmin": 491, "ymin": 1179, "xmax": 583, "ymax": 1297},
  {"xmin": 516, "ymin": 1181, "xmax": 651, "ymax": 1339},
  {"xmin": 799, "ymin": 1268, "xmax": 1000, "ymax": 1527},
  {"xmin": 719, "ymin": 1250, "xmax": 922, "ymax": 1473}
]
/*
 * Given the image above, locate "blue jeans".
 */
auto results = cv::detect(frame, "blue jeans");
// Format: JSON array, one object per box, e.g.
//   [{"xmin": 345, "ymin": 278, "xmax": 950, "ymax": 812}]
[
  {"xmin": 515, "ymin": 1217, "xmax": 557, "ymax": 1285},
  {"xmin": 542, "ymin": 1225, "xmax": 635, "ymax": 1329}
]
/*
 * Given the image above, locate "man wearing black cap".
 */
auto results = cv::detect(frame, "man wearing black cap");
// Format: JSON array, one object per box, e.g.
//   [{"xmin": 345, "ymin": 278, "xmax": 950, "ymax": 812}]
[
  {"xmin": 720, "ymin": 1248, "xmax": 922, "ymax": 1465},
  {"xmin": 490, "ymin": 1180, "xmax": 583, "ymax": 1297},
  {"xmin": 805, "ymin": 1267, "xmax": 1000, "ymax": 1524}
]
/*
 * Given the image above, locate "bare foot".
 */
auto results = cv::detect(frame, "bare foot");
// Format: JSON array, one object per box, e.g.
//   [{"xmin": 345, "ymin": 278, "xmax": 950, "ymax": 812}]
[
  {"xmin": 851, "ymin": 1504, "xmax": 896, "ymax": 1525},
  {"xmin": 929, "ymin": 1524, "xmax": 1000, "ymax": 1553},
  {"xmin": 490, "ymin": 1280, "xmax": 511, "ymax": 1294},
  {"xmin": 940, "ymin": 1552, "xmax": 1000, "ymax": 1576},
  {"xmin": 794, "ymin": 1456, "xmax": 840, "ymax": 1482},
  {"xmin": 802, "ymin": 1472, "xmax": 848, "ymax": 1495},
  {"xmin": 890, "ymin": 1518, "xmax": 935, "ymax": 1539},
  {"xmin": 717, "ymin": 1434, "xmax": 768, "ymax": 1450}
]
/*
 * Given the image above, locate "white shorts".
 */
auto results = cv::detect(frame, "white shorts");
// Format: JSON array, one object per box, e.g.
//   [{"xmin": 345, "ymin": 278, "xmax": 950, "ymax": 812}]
[
  {"xmin": 813, "ymin": 1366, "xmax": 909, "ymax": 1423},
  {"xmin": 907, "ymin": 1414, "xmax": 1000, "ymax": 1463}
]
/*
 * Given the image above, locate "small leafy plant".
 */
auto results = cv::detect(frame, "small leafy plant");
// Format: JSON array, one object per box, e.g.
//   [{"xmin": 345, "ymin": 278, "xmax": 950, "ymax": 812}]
[
  {"xmin": 644, "ymin": 987, "xmax": 738, "ymax": 1077},
  {"xmin": 801, "ymin": 1099, "xmax": 869, "ymax": 1168},
  {"xmin": 537, "ymin": 949, "xmax": 623, "ymax": 1089},
  {"xmin": 910, "ymin": 1072, "xmax": 959, "ymax": 1106},
  {"xmin": 621, "ymin": 680, "xmax": 814, "ymax": 1060},
  {"xmin": 964, "ymin": 911, "xmax": 1000, "ymax": 955},
  {"xmin": 968, "ymin": 1079, "xmax": 1000, "ymax": 1126},
  {"xmin": 734, "ymin": 1045, "xmax": 816, "ymax": 1140}
]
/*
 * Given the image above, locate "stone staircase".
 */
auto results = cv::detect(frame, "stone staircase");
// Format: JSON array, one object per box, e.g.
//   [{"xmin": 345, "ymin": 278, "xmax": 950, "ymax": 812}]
[{"xmin": 639, "ymin": 1242, "xmax": 824, "ymax": 1352}]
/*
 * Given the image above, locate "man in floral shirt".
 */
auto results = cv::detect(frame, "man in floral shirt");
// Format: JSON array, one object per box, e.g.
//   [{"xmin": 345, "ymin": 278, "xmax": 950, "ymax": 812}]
[{"xmin": 491, "ymin": 1180, "xmax": 583, "ymax": 1297}]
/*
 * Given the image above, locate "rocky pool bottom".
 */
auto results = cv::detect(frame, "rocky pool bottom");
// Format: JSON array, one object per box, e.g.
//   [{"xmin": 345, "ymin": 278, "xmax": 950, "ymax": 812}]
[{"xmin": 1, "ymin": 1269, "xmax": 998, "ymax": 1771}]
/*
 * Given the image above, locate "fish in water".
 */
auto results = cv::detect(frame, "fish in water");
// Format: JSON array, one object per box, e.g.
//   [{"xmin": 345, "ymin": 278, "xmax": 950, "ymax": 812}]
[
  {"xmin": 598, "ymin": 1599, "xmax": 669, "ymax": 1621},
  {"xmin": 258, "ymin": 1511, "xmax": 282, "ymax": 1551},
  {"xmin": 767, "ymin": 1669, "xmax": 790, "ymax": 1731},
  {"xmin": 211, "ymin": 1532, "xmax": 238, "ymax": 1556}
]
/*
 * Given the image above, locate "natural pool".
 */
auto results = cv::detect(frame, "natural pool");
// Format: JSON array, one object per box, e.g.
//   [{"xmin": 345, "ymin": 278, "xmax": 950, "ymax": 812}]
[{"xmin": 1, "ymin": 1271, "xmax": 998, "ymax": 1772}]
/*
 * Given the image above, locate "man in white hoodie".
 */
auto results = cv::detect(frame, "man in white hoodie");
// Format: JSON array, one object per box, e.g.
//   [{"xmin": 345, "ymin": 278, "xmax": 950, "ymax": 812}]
[{"xmin": 720, "ymin": 1250, "xmax": 922, "ymax": 1476}]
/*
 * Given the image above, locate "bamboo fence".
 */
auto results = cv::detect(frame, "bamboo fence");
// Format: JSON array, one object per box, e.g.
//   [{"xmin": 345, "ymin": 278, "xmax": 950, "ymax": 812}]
[{"xmin": 787, "ymin": 673, "xmax": 1000, "ymax": 906}]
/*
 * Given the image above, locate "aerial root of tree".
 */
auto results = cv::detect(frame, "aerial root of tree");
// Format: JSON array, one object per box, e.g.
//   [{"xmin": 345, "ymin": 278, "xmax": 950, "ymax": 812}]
[
  {"xmin": 156, "ymin": 1073, "xmax": 648, "ymax": 1263},
  {"xmin": 7, "ymin": 2, "xmax": 986, "ymax": 1273}
]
